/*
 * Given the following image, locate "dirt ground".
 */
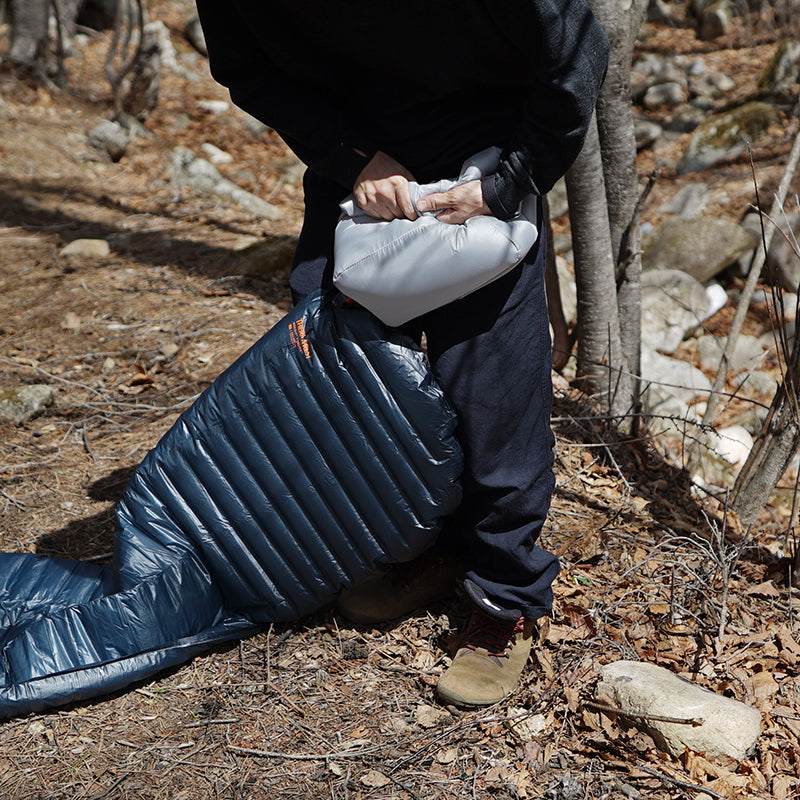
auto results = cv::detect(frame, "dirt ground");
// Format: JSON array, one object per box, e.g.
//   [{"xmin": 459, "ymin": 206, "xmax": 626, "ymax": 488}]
[{"xmin": 1, "ymin": 2, "xmax": 800, "ymax": 798}]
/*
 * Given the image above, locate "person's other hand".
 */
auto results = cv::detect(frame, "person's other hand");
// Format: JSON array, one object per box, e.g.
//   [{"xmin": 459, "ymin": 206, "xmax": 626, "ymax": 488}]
[
  {"xmin": 354, "ymin": 151, "xmax": 418, "ymax": 221},
  {"xmin": 416, "ymin": 181, "xmax": 491, "ymax": 224}
]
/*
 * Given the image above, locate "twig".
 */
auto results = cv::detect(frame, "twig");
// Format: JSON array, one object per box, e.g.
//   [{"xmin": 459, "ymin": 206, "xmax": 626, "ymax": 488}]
[
  {"xmin": 228, "ymin": 745, "xmax": 381, "ymax": 761},
  {"xmin": 184, "ymin": 718, "xmax": 239, "ymax": 728},
  {"xmin": 584, "ymin": 700, "xmax": 704, "ymax": 727},
  {"xmin": 635, "ymin": 763, "xmax": 727, "ymax": 799}
]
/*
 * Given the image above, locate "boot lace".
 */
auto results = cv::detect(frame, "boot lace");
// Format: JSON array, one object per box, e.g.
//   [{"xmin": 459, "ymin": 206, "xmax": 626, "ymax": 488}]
[{"xmin": 459, "ymin": 611, "xmax": 525, "ymax": 658}]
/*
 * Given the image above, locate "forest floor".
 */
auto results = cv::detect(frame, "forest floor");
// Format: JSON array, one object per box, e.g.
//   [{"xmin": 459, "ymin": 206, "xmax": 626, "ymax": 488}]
[{"xmin": 1, "ymin": 2, "xmax": 800, "ymax": 799}]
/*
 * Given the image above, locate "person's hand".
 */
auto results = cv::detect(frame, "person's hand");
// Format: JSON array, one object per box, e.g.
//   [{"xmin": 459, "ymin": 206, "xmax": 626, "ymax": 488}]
[
  {"xmin": 416, "ymin": 181, "xmax": 491, "ymax": 225},
  {"xmin": 354, "ymin": 151, "xmax": 418, "ymax": 221}
]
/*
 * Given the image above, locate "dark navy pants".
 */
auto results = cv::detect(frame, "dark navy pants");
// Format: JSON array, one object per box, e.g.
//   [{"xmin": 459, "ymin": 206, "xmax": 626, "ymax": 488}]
[{"xmin": 291, "ymin": 170, "xmax": 559, "ymax": 621}]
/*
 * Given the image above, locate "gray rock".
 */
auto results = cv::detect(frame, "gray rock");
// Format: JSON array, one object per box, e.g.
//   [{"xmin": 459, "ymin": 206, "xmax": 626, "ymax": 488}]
[
  {"xmin": 695, "ymin": 422, "xmax": 758, "ymax": 490},
  {"xmin": 634, "ymin": 116, "xmax": 663, "ymax": 150},
  {"xmin": 59, "ymin": 238, "xmax": 111, "ymax": 260},
  {"xmin": 665, "ymin": 99, "xmax": 714, "ymax": 134},
  {"xmin": 688, "ymin": 70, "xmax": 735, "ymax": 99},
  {"xmin": 647, "ymin": 0, "xmax": 674, "ymax": 23},
  {"xmin": 185, "ymin": 12, "xmax": 207, "ymax": 56},
  {"xmin": 764, "ymin": 212, "xmax": 800, "ymax": 292},
  {"xmin": 677, "ymin": 101, "xmax": 780, "ymax": 175},
  {"xmin": 758, "ymin": 39, "xmax": 800, "ymax": 91},
  {"xmin": 201, "ymin": 142, "xmax": 234, "ymax": 164},
  {"xmin": 705, "ymin": 282, "xmax": 729, "ymax": 318},
  {"xmin": 695, "ymin": 333, "xmax": 767, "ymax": 373},
  {"xmin": 0, "ymin": 385, "xmax": 55, "ymax": 423},
  {"xmin": 644, "ymin": 393, "xmax": 696, "ymax": 439},
  {"xmin": 170, "ymin": 147, "xmax": 282, "ymax": 220},
  {"xmin": 116, "ymin": 113, "xmax": 153, "ymax": 140},
  {"xmin": 658, "ymin": 182, "xmax": 711, "ymax": 217},
  {"xmin": 642, "ymin": 217, "xmax": 759, "ymax": 282},
  {"xmin": 641, "ymin": 350, "xmax": 712, "ymax": 409},
  {"xmin": 198, "ymin": 100, "xmax": 230, "ymax": 115},
  {"xmin": 710, "ymin": 424, "xmax": 754, "ymax": 466},
  {"xmin": 545, "ymin": 775, "xmax": 583, "ymax": 800},
  {"xmin": 631, "ymin": 54, "xmax": 686, "ymax": 101},
  {"xmin": 242, "ymin": 113, "xmax": 270, "ymax": 137},
  {"xmin": 700, "ymin": 0, "xmax": 734, "ymax": 40},
  {"xmin": 546, "ymin": 177, "xmax": 569, "ymax": 219},
  {"xmin": 641, "ymin": 269, "xmax": 710, "ymax": 354},
  {"xmin": 87, "ymin": 120, "xmax": 129, "ymax": 162},
  {"xmin": 596, "ymin": 660, "xmax": 761, "ymax": 760},
  {"xmin": 733, "ymin": 369, "xmax": 779, "ymax": 398},
  {"xmin": 643, "ymin": 81, "xmax": 687, "ymax": 109}
]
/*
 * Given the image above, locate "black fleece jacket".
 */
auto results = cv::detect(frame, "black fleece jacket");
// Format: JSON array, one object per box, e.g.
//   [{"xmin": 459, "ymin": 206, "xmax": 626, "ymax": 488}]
[{"xmin": 195, "ymin": 0, "xmax": 610, "ymax": 219}]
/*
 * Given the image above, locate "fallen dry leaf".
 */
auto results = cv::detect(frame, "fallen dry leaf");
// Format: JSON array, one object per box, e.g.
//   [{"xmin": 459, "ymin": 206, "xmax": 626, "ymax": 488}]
[
  {"xmin": 61, "ymin": 312, "xmax": 81, "ymax": 330},
  {"xmin": 414, "ymin": 703, "xmax": 449, "ymax": 729},
  {"xmin": 360, "ymin": 770, "xmax": 391, "ymax": 788}
]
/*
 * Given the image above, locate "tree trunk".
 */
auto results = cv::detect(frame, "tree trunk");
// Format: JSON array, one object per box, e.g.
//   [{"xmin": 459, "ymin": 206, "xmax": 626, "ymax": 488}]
[
  {"xmin": 730, "ymin": 380, "xmax": 800, "ymax": 528},
  {"xmin": 565, "ymin": 115, "xmax": 634, "ymax": 419},
  {"xmin": 591, "ymin": 0, "xmax": 649, "ymax": 403},
  {"xmin": 9, "ymin": 0, "xmax": 49, "ymax": 66},
  {"xmin": 731, "ymin": 308, "xmax": 800, "ymax": 528}
]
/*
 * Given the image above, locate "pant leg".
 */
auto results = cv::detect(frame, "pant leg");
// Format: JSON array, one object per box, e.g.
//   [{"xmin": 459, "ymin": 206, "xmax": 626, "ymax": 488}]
[
  {"xmin": 289, "ymin": 169, "xmax": 347, "ymax": 304},
  {"xmin": 292, "ymin": 170, "xmax": 559, "ymax": 622},
  {"xmin": 415, "ymin": 214, "xmax": 559, "ymax": 622}
]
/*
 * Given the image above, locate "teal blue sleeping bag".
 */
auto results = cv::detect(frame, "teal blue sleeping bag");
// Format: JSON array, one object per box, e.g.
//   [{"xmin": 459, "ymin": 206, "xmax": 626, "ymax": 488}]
[{"xmin": 0, "ymin": 290, "xmax": 463, "ymax": 719}]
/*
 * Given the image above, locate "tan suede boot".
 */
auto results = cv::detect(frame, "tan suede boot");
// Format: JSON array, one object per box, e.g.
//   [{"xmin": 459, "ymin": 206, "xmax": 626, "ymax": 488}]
[
  {"xmin": 337, "ymin": 549, "xmax": 462, "ymax": 625},
  {"xmin": 437, "ymin": 611, "xmax": 534, "ymax": 707}
]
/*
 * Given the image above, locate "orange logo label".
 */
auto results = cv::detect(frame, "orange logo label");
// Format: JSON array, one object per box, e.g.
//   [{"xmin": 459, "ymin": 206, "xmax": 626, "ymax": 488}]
[{"xmin": 288, "ymin": 319, "xmax": 312, "ymax": 359}]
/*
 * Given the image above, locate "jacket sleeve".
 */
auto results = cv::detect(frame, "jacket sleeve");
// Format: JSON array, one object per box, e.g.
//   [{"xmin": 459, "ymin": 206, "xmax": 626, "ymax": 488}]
[
  {"xmin": 195, "ymin": 0, "xmax": 378, "ymax": 190},
  {"xmin": 480, "ymin": 0, "xmax": 610, "ymax": 218}
]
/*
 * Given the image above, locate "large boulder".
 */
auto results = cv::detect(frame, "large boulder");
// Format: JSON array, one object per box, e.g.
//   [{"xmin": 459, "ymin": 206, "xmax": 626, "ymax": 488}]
[
  {"xmin": 641, "ymin": 269, "xmax": 710, "ymax": 354},
  {"xmin": 642, "ymin": 217, "xmax": 759, "ymax": 283},
  {"xmin": 677, "ymin": 102, "xmax": 780, "ymax": 175},
  {"xmin": 758, "ymin": 39, "xmax": 800, "ymax": 92}
]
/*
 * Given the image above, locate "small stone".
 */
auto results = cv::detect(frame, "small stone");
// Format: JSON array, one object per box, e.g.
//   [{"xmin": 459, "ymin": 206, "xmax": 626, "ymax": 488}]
[
  {"xmin": 198, "ymin": 100, "xmax": 229, "ymax": 115},
  {"xmin": 643, "ymin": 81, "xmax": 687, "ymax": 109},
  {"xmin": 201, "ymin": 143, "xmax": 234, "ymax": 164},
  {"xmin": 707, "ymin": 424, "xmax": 753, "ymax": 466},
  {"xmin": 658, "ymin": 182, "xmax": 711, "ymax": 217},
  {"xmin": 505, "ymin": 708, "xmax": 547, "ymax": 742},
  {"xmin": 705, "ymin": 283, "xmax": 729, "ymax": 318},
  {"xmin": 0, "ymin": 385, "xmax": 55, "ymax": 423},
  {"xmin": 60, "ymin": 239, "xmax": 111, "ymax": 260},
  {"xmin": 596, "ymin": 660, "xmax": 761, "ymax": 760},
  {"xmin": 87, "ymin": 120, "xmax": 129, "ymax": 162},
  {"xmin": 634, "ymin": 116, "xmax": 663, "ymax": 150}
]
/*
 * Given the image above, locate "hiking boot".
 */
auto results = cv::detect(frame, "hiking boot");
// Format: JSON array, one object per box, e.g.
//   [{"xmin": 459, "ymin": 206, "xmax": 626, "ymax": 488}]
[
  {"xmin": 436, "ymin": 610, "xmax": 535, "ymax": 707},
  {"xmin": 337, "ymin": 548, "xmax": 462, "ymax": 625}
]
